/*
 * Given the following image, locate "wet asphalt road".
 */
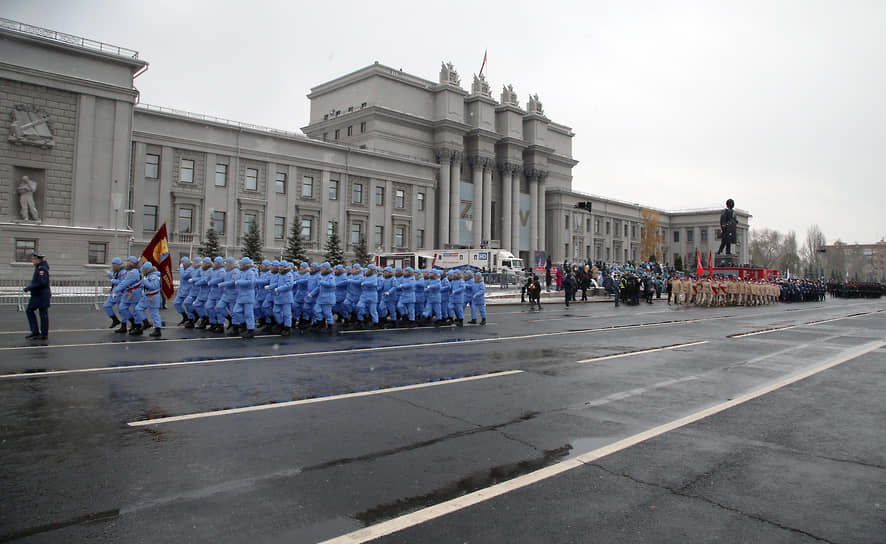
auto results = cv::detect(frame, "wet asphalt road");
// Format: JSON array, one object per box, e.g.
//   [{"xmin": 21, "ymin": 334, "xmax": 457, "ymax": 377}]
[{"xmin": 0, "ymin": 299, "xmax": 884, "ymax": 543}]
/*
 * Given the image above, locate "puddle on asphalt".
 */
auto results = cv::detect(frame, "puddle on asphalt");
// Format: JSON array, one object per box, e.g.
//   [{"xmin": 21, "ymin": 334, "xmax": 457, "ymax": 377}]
[{"xmin": 354, "ymin": 444, "xmax": 572, "ymax": 526}]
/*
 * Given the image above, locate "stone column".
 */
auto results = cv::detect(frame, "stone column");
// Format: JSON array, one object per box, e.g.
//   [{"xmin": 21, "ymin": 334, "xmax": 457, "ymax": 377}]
[
  {"xmin": 529, "ymin": 173, "xmax": 538, "ymax": 257},
  {"xmin": 500, "ymin": 164, "xmax": 512, "ymax": 252},
  {"xmin": 482, "ymin": 166, "xmax": 492, "ymax": 244},
  {"xmin": 436, "ymin": 149, "xmax": 451, "ymax": 248},
  {"xmin": 472, "ymin": 158, "xmax": 483, "ymax": 248},
  {"xmin": 511, "ymin": 169, "xmax": 521, "ymax": 256},
  {"xmin": 449, "ymin": 152, "xmax": 461, "ymax": 246},
  {"xmin": 538, "ymin": 174, "xmax": 546, "ymax": 255}
]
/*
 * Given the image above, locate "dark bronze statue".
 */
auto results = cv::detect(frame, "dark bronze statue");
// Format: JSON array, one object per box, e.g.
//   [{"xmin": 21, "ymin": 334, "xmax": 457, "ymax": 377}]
[{"xmin": 716, "ymin": 199, "xmax": 737, "ymax": 255}]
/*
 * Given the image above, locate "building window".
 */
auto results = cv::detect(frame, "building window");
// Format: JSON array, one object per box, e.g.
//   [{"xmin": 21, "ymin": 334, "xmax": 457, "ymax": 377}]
[
  {"xmin": 347, "ymin": 125, "xmax": 353, "ymax": 137},
  {"xmin": 347, "ymin": 106, "xmax": 354, "ymax": 113},
  {"xmin": 15, "ymin": 239, "xmax": 37, "ymax": 262},
  {"xmin": 595, "ymin": 219, "xmax": 601, "ymax": 234},
  {"xmin": 417, "ymin": 192, "xmax": 425, "ymax": 211},
  {"xmin": 394, "ymin": 189, "xmax": 405, "ymax": 209},
  {"xmin": 274, "ymin": 216, "xmax": 285, "ymax": 240},
  {"xmin": 686, "ymin": 229, "xmax": 694, "ymax": 242},
  {"xmin": 145, "ymin": 154, "xmax": 160, "ymax": 179},
  {"xmin": 88, "ymin": 242, "xmax": 107, "ymax": 265},
  {"xmin": 565, "ymin": 215, "xmax": 569, "ymax": 229},
  {"xmin": 417, "ymin": 229, "xmax": 425, "ymax": 248},
  {"xmin": 350, "ymin": 222, "xmax": 362, "ymax": 245},
  {"xmin": 178, "ymin": 207, "xmax": 193, "ymax": 233},
  {"xmin": 215, "ymin": 164, "xmax": 227, "ymax": 187},
  {"xmin": 302, "ymin": 176, "xmax": 313, "ymax": 198},
  {"xmin": 143, "ymin": 205, "xmax": 158, "ymax": 232},
  {"xmin": 605, "ymin": 222, "xmax": 611, "ymax": 235},
  {"xmin": 361, "ymin": 102, "xmax": 367, "ymax": 109},
  {"xmin": 375, "ymin": 186, "xmax": 384, "ymax": 206},
  {"xmin": 275, "ymin": 172, "xmax": 287, "ymax": 194},
  {"xmin": 300, "ymin": 218, "xmax": 313, "ymax": 240},
  {"xmin": 360, "ymin": 121, "xmax": 366, "ymax": 133},
  {"xmin": 624, "ymin": 224, "xmax": 628, "ymax": 237},
  {"xmin": 701, "ymin": 229, "xmax": 708, "ymax": 242},
  {"xmin": 329, "ymin": 179, "xmax": 339, "ymax": 200},
  {"xmin": 244, "ymin": 212, "xmax": 257, "ymax": 234},
  {"xmin": 673, "ymin": 231, "xmax": 680, "ymax": 243},
  {"xmin": 375, "ymin": 225, "xmax": 384, "ymax": 247},
  {"xmin": 631, "ymin": 224, "xmax": 637, "ymax": 238},
  {"xmin": 245, "ymin": 168, "xmax": 258, "ymax": 191},
  {"xmin": 322, "ymin": 132, "xmax": 328, "ymax": 141},
  {"xmin": 327, "ymin": 221, "xmax": 335, "ymax": 239},
  {"xmin": 352, "ymin": 183, "xmax": 363, "ymax": 204},
  {"xmin": 180, "ymin": 159, "xmax": 194, "ymax": 183},
  {"xmin": 211, "ymin": 211, "xmax": 226, "ymax": 234},
  {"xmin": 606, "ymin": 247, "xmax": 611, "ymax": 260},
  {"xmin": 394, "ymin": 226, "xmax": 405, "ymax": 247},
  {"xmin": 334, "ymin": 129, "xmax": 340, "ymax": 140}
]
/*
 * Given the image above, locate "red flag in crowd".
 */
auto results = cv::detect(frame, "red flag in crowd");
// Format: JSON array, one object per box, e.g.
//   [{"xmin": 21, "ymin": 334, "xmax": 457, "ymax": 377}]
[
  {"xmin": 708, "ymin": 250, "xmax": 714, "ymax": 278},
  {"xmin": 141, "ymin": 223, "xmax": 175, "ymax": 299},
  {"xmin": 696, "ymin": 250, "xmax": 704, "ymax": 278}
]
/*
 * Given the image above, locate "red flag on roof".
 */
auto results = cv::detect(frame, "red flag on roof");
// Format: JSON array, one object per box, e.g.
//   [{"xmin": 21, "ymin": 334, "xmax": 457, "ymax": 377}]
[{"xmin": 479, "ymin": 49, "xmax": 487, "ymax": 77}]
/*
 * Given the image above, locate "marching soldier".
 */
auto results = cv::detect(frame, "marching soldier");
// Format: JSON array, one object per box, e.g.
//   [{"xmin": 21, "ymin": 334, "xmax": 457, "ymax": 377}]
[
  {"xmin": 131, "ymin": 262, "xmax": 163, "ymax": 337},
  {"xmin": 103, "ymin": 257, "xmax": 125, "ymax": 328}
]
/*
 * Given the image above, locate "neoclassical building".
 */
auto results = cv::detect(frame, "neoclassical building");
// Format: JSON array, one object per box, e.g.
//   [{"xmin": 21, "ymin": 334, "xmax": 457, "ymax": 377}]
[{"xmin": 0, "ymin": 18, "xmax": 750, "ymax": 276}]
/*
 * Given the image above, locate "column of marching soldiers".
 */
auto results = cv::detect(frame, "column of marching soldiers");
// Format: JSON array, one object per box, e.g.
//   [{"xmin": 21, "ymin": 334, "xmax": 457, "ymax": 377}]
[
  {"xmin": 665, "ymin": 276, "xmax": 826, "ymax": 307},
  {"xmin": 102, "ymin": 256, "xmax": 488, "ymax": 338}
]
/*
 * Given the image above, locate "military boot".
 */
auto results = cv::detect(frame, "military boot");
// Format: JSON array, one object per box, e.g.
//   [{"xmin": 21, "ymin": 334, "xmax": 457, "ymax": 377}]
[
  {"xmin": 468, "ymin": 319, "xmax": 477, "ymax": 324},
  {"xmin": 177, "ymin": 313, "xmax": 188, "ymax": 325},
  {"xmin": 109, "ymin": 316, "xmax": 121, "ymax": 329},
  {"xmin": 149, "ymin": 327, "xmax": 161, "ymax": 338},
  {"xmin": 480, "ymin": 318, "xmax": 487, "ymax": 325},
  {"xmin": 240, "ymin": 328, "xmax": 255, "ymax": 339},
  {"xmin": 456, "ymin": 319, "xmax": 464, "ymax": 327},
  {"xmin": 183, "ymin": 318, "xmax": 195, "ymax": 329},
  {"xmin": 114, "ymin": 321, "xmax": 128, "ymax": 333},
  {"xmin": 280, "ymin": 326, "xmax": 291, "ymax": 337},
  {"xmin": 129, "ymin": 323, "xmax": 143, "ymax": 336},
  {"xmin": 226, "ymin": 324, "xmax": 240, "ymax": 337},
  {"xmin": 195, "ymin": 317, "xmax": 208, "ymax": 330}
]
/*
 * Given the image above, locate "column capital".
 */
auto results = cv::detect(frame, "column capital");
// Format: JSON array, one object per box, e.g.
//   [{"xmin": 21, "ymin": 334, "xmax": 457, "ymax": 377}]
[
  {"xmin": 469, "ymin": 154, "xmax": 493, "ymax": 169},
  {"xmin": 524, "ymin": 167, "xmax": 548, "ymax": 181},
  {"xmin": 498, "ymin": 161, "xmax": 522, "ymax": 174},
  {"xmin": 435, "ymin": 147, "xmax": 453, "ymax": 163}
]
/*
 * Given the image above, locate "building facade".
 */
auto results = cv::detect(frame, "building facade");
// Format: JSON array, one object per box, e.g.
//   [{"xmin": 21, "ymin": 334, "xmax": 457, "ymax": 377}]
[{"xmin": 0, "ymin": 18, "xmax": 750, "ymax": 276}]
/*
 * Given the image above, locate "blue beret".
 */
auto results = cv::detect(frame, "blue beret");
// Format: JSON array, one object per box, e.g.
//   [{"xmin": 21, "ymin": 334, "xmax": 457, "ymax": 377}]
[
  {"xmin": 353, "ymin": 263, "xmax": 362, "ymax": 270},
  {"xmin": 383, "ymin": 266, "xmax": 392, "ymax": 273},
  {"xmin": 474, "ymin": 272, "xmax": 483, "ymax": 277},
  {"xmin": 239, "ymin": 257, "xmax": 252, "ymax": 265},
  {"xmin": 321, "ymin": 262, "xmax": 330, "ymax": 269},
  {"xmin": 214, "ymin": 256, "xmax": 224, "ymax": 264},
  {"xmin": 271, "ymin": 260, "xmax": 281, "ymax": 266},
  {"xmin": 310, "ymin": 262, "xmax": 319, "ymax": 268},
  {"xmin": 395, "ymin": 267, "xmax": 402, "ymax": 272},
  {"xmin": 192, "ymin": 257, "xmax": 202, "ymax": 263},
  {"xmin": 405, "ymin": 267, "xmax": 413, "ymax": 273},
  {"xmin": 368, "ymin": 264, "xmax": 376, "ymax": 270},
  {"xmin": 262, "ymin": 259, "xmax": 271, "ymax": 266},
  {"xmin": 141, "ymin": 262, "xmax": 153, "ymax": 270},
  {"xmin": 179, "ymin": 257, "xmax": 188, "ymax": 263},
  {"xmin": 127, "ymin": 256, "xmax": 138, "ymax": 264},
  {"xmin": 300, "ymin": 262, "xmax": 309, "ymax": 268},
  {"xmin": 334, "ymin": 264, "xmax": 344, "ymax": 270},
  {"xmin": 225, "ymin": 257, "xmax": 236, "ymax": 264},
  {"xmin": 111, "ymin": 257, "xmax": 123, "ymax": 265}
]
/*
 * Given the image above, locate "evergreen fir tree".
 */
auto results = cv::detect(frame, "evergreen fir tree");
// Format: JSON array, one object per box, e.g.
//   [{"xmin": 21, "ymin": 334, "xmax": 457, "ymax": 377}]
[
  {"xmin": 283, "ymin": 220, "xmax": 307, "ymax": 264},
  {"xmin": 200, "ymin": 227, "xmax": 222, "ymax": 258},
  {"xmin": 323, "ymin": 222, "xmax": 344, "ymax": 266},
  {"xmin": 241, "ymin": 222, "xmax": 263, "ymax": 262},
  {"xmin": 353, "ymin": 235, "xmax": 372, "ymax": 266}
]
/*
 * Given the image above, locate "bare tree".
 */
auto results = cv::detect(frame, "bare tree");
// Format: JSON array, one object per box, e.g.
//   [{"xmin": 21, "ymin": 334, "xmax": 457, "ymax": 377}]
[
  {"xmin": 801, "ymin": 225, "xmax": 826, "ymax": 278},
  {"xmin": 778, "ymin": 230, "xmax": 801, "ymax": 274},
  {"xmin": 749, "ymin": 228, "xmax": 782, "ymax": 268}
]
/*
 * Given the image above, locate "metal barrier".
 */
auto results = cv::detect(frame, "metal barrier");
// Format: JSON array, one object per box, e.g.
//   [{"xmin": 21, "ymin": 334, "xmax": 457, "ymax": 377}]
[{"xmin": 0, "ymin": 272, "xmax": 109, "ymax": 311}]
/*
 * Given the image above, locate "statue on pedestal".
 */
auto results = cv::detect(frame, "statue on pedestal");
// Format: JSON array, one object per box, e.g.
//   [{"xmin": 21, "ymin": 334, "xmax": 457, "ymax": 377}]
[
  {"xmin": 439, "ymin": 61, "xmax": 461, "ymax": 86},
  {"xmin": 17, "ymin": 176, "xmax": 40, "ymax": 221},
  {"xmin": 500, "ymin": 84, "xmax": 519, "ymax": 106},
  {"xmin": 528, "ymin": 93, "xmax": 544, "ymax": 115},
  {"xmin": 716, "ymin": 198, "xmax": 737, "ymax": 256},
  {"xmin": 471, "ymin": 74, "xmax": 491, "ymax": 97}
]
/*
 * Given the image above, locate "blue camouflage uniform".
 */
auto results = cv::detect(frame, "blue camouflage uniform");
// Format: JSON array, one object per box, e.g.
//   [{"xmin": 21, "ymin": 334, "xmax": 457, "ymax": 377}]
[
  {"xmin": 380, "ymin": 267, "xmax": 398, "ymax": 320},
  {"xmin": 343, "ymin": 265, "xmax": 363, "ymax": 319},
  {"xmin": 308, "ymin": 262, "xmax": 336, "ymax": 325},
  {"xmin": 254, "ymin": 259, "xmax": 272, "ymax": 322},
  {"xmin": 472, "ymin": 272, "xmax": 487, "ymax": 321},
  {"xmin": 440, "ymin": 274, "xmax": 451, "ymax": 319},
  {"xmin": 414, "ymin": 272, "xmax": 426, "ymax": 317},
  {"xmin": 356, "ymin": 266, "xmax": 380, "ymax": 324},
  {"xmin": 232, "ymin": 258, "xmax": 257, "ymax": 333},
  {"xmin": 216, "ymin": 258, "xmax": 238, "ymax": 326},
  {"xmin": 134, "ymin": 262, "xmax": 163, "ymax": 330},
  {"xmin": 173, "ymin": 257, "xmax": 191, "ymax": 316},
  {"xmin": 263, "ymin": 262, "xmax": 281, "ymax": 323},
  {"xmin": 182, "ymin": 258, "xmax": 202, "ymax": 319},
  {"xmin": 333, "ymin": 265, "xmax": 348, "ymax": 318},
  {"xmin": 206, "ymin": 257, "xmax": 225, "ymax": 325},
  {"xmin": 423, "ymin": 271, "xmax": 442, "ymax": 320},
  {"xmin": 272, "ymin": 263, "xmax": 295, "ymax": 328},
  {"xmin": 448, "ymin": 271, "xmax": 465, "ymax": 321},
  {"xmin": 396, "ymin": 267, "xmax": 417, "ymax": 322},
  {"xmin": 115, "ymin": 257, "xmax": 143, "ymax": 324}
]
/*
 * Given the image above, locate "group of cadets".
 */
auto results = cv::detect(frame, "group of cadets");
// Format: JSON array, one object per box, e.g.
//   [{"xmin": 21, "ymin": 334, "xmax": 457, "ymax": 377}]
[
  {"xmin": 104, "ymin": 255, "xmax": 166, "ymax": 336},
  {"xmin": 667, "ymin": 276, "xmax": 783, "ymax": 307},
  {"xmin": 104, "ymin": 256, "xmax": 489, "ymax": 339}
]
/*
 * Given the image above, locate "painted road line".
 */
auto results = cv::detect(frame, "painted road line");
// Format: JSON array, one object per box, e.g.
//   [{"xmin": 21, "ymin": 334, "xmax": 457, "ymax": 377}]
[
  {"xmin": 577, "ymin": 341, "xmax": 709, "ymax": 364},
  {"xmin": 319, "ymin": 339, "xmax": 886, "ymax": 544},
  {"xmin": 0, "ymin": 334, "xmax": 246, "ymax": 352},
  {"xmin": 728, "ymin": 310, "xmax": 877, "ymax": 338},
  {"xmin": 0, "ymin": 328, "xmax": 107, "ymax": 335},
  {"xmin": 126, "ymin": 370, "xmax": 524, "ymax": 427},
  {"xmin": 584, "ymin": 375, "xmax": 700, "ymax": 407}
]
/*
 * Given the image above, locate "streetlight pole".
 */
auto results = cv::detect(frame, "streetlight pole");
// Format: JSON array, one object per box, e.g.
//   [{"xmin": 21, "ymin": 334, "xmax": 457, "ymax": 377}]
[{"xmin": 124, "ymin": 209, "xmax": 135, "ymax": 256}]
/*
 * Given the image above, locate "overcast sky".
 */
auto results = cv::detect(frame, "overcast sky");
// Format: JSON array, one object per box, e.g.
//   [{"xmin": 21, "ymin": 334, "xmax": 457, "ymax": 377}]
[{"xmin": 7, "ymin": 0, "xmax": 884, "ymax": 243}]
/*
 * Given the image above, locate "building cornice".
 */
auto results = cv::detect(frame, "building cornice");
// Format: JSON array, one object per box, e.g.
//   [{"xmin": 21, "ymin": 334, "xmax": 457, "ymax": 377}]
[
  {"xmin": 308, "ymin": 62, "xmax": 439, "ymax": 99},
  {"xmin": 0, "ymin": 61, "xmax": 139, "ymax": 101},
  {"xmin": 0, "ymin": 25, "xmax": 146, "ymax": 70}
]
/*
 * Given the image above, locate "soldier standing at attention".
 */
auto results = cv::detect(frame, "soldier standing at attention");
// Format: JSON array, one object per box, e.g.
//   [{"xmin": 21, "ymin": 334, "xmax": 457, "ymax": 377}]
[
  {"xmin": 470, "ymin": 271, "xmax": 487, "ymax": 325},
  {"xmin": 23, "ymin": 251, "xmax": 51, "ymax": 340},
  {"xmin": 103, "ymin": 257, "xmax": 125, "ymax": 328}
]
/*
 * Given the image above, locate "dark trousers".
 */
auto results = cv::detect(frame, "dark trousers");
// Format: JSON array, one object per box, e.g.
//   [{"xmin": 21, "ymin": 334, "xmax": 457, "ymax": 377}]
[{"xmin": 27, "ymin": 307, "xmax": 49, "ymax": 335}]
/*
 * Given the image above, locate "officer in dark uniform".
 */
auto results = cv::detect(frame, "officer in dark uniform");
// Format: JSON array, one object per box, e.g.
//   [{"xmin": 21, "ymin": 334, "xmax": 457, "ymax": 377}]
[{"xmin": 23, "ymin": 251, "xmax": 51, "ymax": 340}]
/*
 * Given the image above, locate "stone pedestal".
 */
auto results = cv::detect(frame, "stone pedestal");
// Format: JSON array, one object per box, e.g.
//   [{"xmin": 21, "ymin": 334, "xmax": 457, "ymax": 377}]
[{"xmin": 715, "ymin": 254, "xmax": 738, "ymax": 268}]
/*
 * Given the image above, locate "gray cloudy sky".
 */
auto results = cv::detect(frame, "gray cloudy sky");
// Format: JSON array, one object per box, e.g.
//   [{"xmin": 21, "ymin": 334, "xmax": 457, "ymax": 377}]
[{"xmin": 7, "ymin": 0, "xmax": 884, "ymax": 243}]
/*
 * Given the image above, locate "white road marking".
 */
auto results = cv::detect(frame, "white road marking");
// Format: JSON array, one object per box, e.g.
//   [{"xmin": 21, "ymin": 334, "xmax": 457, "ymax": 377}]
[
  {"xmin": 577, "ymin": 341, "xmax": 709, "ymax": 363},
  {"xmin": 0, "ymin": 334, "xmax": 244, "ymax": 352},
  {"xmin": 126, "ymin": 370, "xmax": 524, "ymax": 427},
  {"xmin": 0, "ymin": 327, "xmax": 107, "ymax": 335},
  {"xmin": 583, "ymin": 375, "xmax": 700, "ymax": 407},
  {"xmin": 729, "ymin": 310, "xmax": 876, "ymax": 338},
  {"xmin": 319, "ymin": 339, "xmax": 886, "ymax": 544}
]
